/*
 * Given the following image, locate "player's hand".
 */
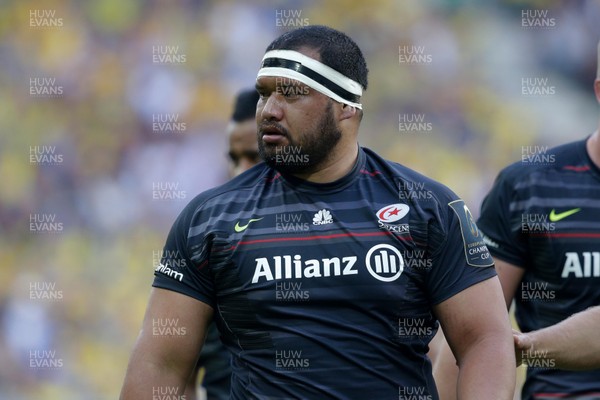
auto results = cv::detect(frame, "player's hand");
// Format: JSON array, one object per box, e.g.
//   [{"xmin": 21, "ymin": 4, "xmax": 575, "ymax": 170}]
[{"xmin": 513, "ymin": 329, "xmax": 533, "ymax": 366}]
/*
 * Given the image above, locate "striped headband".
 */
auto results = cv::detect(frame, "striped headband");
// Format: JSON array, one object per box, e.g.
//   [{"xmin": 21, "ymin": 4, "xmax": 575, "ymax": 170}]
[{"xmin": 257, "ymin": 50, "xmax": 363, "ymax": 109}]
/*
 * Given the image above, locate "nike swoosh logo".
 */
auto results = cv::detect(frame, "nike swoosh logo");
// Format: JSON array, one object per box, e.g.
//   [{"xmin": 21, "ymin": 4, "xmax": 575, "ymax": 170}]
[
  {"xmin": 549, "ymin": 208, "xmax": 581, "ymax": 222},
  {"xmin": 234, "ymin": 218, "xmax": 263, "ymax": 232}
]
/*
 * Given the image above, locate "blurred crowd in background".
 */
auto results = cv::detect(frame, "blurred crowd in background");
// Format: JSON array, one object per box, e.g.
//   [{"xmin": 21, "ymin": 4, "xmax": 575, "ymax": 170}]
[{"xmin": 1, "ymin": 0, "xmax": 599, "ymax": 398}]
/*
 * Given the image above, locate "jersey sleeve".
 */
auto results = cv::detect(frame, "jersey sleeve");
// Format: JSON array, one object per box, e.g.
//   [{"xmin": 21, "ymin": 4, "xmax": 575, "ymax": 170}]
[
  {"xmin": 152, "ymin": 200, "xmax": 217, "ymax": 308},
  {"xmin": 426, "ymin": 198, "xmax": 497, "ymax": 306},
  {"xmin": 476, "ymin": 168, "xmax": 528, "ymax": 268}
]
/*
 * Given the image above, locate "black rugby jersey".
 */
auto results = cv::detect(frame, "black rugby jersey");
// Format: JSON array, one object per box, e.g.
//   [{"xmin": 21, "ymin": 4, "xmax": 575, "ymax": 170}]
[
  {"xmin": 154, "ymin": 147, "xmax": 496, "ymax": 399},
  {"xmin": 478, "ymin": 138, "xmax": 600, "ymax": 400}
]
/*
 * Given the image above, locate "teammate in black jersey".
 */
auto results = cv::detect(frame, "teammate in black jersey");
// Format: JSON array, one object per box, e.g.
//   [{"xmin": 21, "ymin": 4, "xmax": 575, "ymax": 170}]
[
  {"xmin": 120, "ymin": 25, "xmax": 515, "ymax": 400},
  {"xmin": 434, "ymin": 42, "xmax": 600, "ymax": 400},
  {"xmin": 510, "ymin": 53, "xmax": 600, "ymax": 386},
  {"xmin": 482, "ymin": 136, "xmax": 600, "ymax": 400}
]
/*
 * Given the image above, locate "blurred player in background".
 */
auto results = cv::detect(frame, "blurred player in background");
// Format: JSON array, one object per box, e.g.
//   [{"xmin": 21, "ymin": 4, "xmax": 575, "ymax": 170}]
[
  {"xmin": 121, "ymin": 25, "xmax": 515, "ymax": 399},
  {"xmin": 226, "ymin": 89, "xmax": 262, "ymax": 178},
  {"xmin": 185, "ymin": 88, "xmax": 260, "ymax": 400},
  {"xmin": 434, "ymin": 40, "xmax": 600, "ymax": 400}
]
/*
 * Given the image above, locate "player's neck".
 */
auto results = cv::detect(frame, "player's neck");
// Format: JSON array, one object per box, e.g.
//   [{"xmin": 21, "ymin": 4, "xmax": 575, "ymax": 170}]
[
  {"xmin": 292, "ymin": 142, "xmax": 359, "ymax": 183},
  {"xmin": 587, "ymin": 129, "xmax": 600, "ymax": 169}
]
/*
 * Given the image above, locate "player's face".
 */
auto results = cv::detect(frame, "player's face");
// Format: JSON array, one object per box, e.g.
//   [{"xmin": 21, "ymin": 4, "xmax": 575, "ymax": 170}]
[
  {"xmin": 255, "ymin": 74, "xmax": 342, "ymax": 174},
  {"xmin": 228, "ymin": 119, "xmax": 260, "ymax": 177}
]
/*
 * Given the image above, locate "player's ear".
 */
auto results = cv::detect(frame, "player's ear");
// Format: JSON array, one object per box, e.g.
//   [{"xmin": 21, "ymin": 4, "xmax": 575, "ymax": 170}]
[
  {"xmin": 339, "ymin": 103, "xmax": 358, "ymax": 121},
  {"xmin": 594, "ymin": 79, "xmax": 600, "ymax": 103}
]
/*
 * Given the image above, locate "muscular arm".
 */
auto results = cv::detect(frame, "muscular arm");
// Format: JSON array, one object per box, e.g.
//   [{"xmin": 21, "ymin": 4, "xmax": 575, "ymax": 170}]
[
  {"xmin": 433, "ymin": 259, "xmax": 523, "ymax": 399},
  {"xmin": 515, "ymin": 306, "xmax": 600, "ymax": 370},
  {"xmin": 120, "ymin": 288, "xmax": 214, "ymax": 400},
  {"xmin": 434, "ymin": 276, "xmax": 515, "ymax": 400}
]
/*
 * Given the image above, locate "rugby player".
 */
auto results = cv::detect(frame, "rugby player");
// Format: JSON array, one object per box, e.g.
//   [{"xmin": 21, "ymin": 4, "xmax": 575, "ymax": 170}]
[
  {"xmin": 120, "ymin": 25, "xmax": 515, "ymax": 399},
  {"xmin": 434, "ymin": 41, "xmax": 600, "ymax": 400},
  {"xmin": 226, "ymin": 89, "xmax": 261, "ymax": 178}
]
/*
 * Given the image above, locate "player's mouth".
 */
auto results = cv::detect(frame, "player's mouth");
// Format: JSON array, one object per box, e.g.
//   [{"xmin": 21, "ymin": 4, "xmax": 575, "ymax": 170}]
[{"xmin": 260, "ymin": 124, "xmax": 288, "ymax": 144}]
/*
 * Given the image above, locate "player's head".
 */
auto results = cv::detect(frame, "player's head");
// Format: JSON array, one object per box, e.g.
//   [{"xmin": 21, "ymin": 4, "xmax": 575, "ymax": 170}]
[
  {"xmin": 264, "ymin": 25, "xmax": 368, "ymax": 95},
  {"xmin": 227, "ymin": 88, "xmax": 260, "ymax": 177},
  {"xmin": 255, "ymin": 25, "xmax": 369, "ymax": 175}
]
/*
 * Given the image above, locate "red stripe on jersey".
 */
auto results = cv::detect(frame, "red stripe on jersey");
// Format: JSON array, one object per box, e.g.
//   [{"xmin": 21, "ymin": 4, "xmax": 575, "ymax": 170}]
[
  {"xmin": 237, "ymin": 231, "xmax": 401, "ymax": 247},
  {"xmin": 563, "ymin": 165, "xmax": 590, "ymax": 172},
  {"xmin": 360, "ymin": 169, "xmax": 382, "ymax": 177},
  {"xmin": 529, "ymin": 232, "xmax": 600, "ymax": 238},
  {"xmin": 265, "ymin": 172, "xmax": 282, "ymax": 183},
  {"xmin": 534, "ymin": 392, "xmax": 600, "ymax": 398}
]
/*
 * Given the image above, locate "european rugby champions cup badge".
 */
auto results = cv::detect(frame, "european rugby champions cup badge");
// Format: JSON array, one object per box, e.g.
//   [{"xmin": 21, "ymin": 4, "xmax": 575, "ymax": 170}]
[{"xmin": 448, "ymin": 200, "xmax": 494, "ymax": 267}]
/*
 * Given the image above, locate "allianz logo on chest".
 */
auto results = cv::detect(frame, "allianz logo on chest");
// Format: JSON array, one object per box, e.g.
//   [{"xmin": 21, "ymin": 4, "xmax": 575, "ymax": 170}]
[{"xmin": 251, "ymin": 244, "xmax": 405, "ymax": 284}]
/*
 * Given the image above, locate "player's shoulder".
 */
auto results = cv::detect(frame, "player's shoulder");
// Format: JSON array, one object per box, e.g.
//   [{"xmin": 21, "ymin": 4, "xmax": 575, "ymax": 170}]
[
  {"xmin": 177, "ymin": 162, "xmax": 271, "ymax": 219},
  {"xmin": 495, "ymin": 138, "xmax": 587, "ymax": 185},
  {"xmin": 362, "ymin": 147, "xmax": 458, "ymax": 203}
]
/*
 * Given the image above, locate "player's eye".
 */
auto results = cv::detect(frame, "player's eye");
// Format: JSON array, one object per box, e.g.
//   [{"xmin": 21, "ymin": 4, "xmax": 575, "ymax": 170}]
[
  {"xmin": 281, "ymin": 88, "xmax": 299, "ymax": 98},
  {"xmin": 228, "ymin": 151, "xmax": 239, "ymax": 165},
  {"xmin": 279, "ymin": 84, "xmax": 309, "ymax": 99},
  {"xmin": 255, "ymin": 87, "xmax": 270, "ymax": 99}
]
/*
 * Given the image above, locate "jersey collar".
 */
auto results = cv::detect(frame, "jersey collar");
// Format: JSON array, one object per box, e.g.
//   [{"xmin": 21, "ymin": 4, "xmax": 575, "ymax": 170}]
[{"xmin": 278, "ymin": 147, "xmax": 366, "ymax": 194}]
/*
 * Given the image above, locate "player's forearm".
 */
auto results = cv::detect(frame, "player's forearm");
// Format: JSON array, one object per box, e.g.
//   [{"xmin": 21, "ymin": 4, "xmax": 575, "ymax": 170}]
[
  {"xmin": 524, "ymin": 306, "xmax": 600, "ymax": 370},
  {"xmin": 456, "ymin": 335, "xmax": 515, "ymax": 400}
]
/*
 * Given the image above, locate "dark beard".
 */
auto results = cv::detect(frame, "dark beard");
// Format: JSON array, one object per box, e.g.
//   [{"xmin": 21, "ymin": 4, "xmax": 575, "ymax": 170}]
[{"xmin": 258, "ymin": 103, "xmax": 342, "ymax": 175}]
